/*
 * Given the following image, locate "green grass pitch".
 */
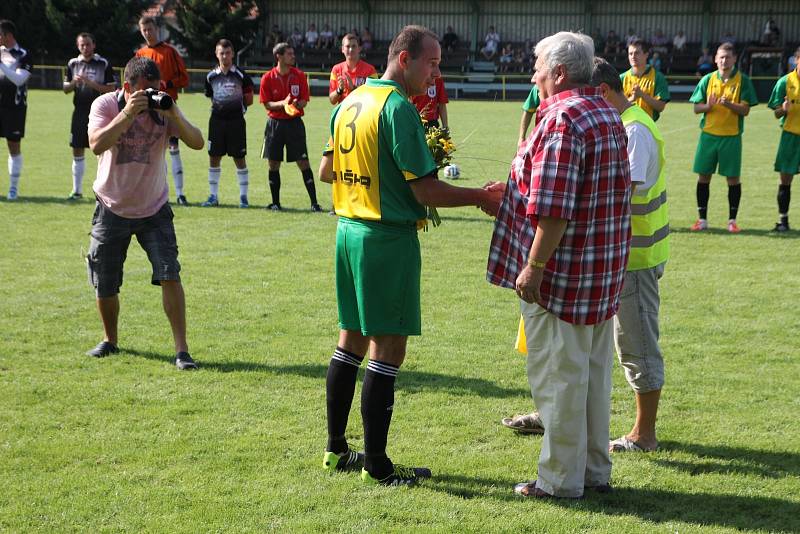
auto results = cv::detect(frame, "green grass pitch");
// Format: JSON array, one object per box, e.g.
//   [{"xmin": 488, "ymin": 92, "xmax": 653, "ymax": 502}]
[{"xmin": 1, "ymin": 89, "xmax": 799, "ymax": 532}]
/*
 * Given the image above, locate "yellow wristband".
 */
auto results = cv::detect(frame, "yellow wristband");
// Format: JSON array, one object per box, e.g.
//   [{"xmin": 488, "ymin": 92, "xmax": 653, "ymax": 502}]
[{"xmin": 527, "ymin": 258, "xmax": 547, "ymax": 269}]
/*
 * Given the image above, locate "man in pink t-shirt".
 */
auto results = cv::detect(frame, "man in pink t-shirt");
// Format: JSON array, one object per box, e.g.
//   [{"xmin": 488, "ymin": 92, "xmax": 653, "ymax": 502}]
[{"xmin": 85, "ymin": 56, "xmax": 204, "ymax": 370}]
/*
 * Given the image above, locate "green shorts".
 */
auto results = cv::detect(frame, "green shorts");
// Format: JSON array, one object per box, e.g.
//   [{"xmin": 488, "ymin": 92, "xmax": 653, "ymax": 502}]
[
  {"xmin": 774, "ymin": 130, "xmax": 800, "ymax": 175},
  {"xmin": 335, "ymin": 217, "xmax": 422, "ymax": 336},
  {"xmin": 692, "ymin": 132, "xmax": 742, "ymax": 177}
]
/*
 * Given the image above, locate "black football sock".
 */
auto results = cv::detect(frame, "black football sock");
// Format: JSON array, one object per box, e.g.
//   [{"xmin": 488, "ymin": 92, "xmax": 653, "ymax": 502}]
[
  {"xmin": 326, "ymin": 346, "xmax": 364, "ymax": 454},
  {"xmin": 728, "ymin": 183, "xmax": 741, "ymax": 221},
  {"xmin": 778, "ymin": 184, "xmax": 791, "ymax": 222},
  {"xmin": 362, "ymin": 360, "xmax": 398, "ymax": 479},
  {"xmin": 301, "ymin": 168, "xmax": 318, "ymax": 205},
  {"xmin": 697, "ymin": 182, "xmax": 710, "ymax": 220},
  {"xmin": 268, "ymin": 170, "xmax": 281, "ymax": 205}
]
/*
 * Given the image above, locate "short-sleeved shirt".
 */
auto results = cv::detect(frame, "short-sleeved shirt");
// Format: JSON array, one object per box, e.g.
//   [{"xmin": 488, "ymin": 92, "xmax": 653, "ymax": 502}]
[
  {"xmin": 329, "ymin": 78, "xmax": 436, "ymax": 227},
  {"xmin": 135, "ymin": 42, "xmax": 189, "ymax": 100},
  {"xmin": 0, "ymin": 44, "xmax": 33, "ymax": 108},
  {"xmin": 768, "ymin": 70, "xmax": 800, "ymax": 135},
  {"xmin": 487, "ymin": 87, "xmax": 632, "ymax": 325},
  {"xmin": 626, "ymin": 121, "xmax": 659, "ymax": 193},
  {"xmin": 329, "ymin": 60, "xmax": 377, "ymax": 101},
  {"xmin": 66, "ymin": 54, "xmax": 116, "ymax": 108},
  {"xmin": 522, "ymin": 85, "xmax": 540, "ymax": 112},
  {"xmin": 89, "ymin": 91, "xmax": 180, "ymax": 218},
  {"xmin": 259, "ymin": 66, "xmax": 310, "ymax": 120},
  {"xmin": 205, "ymin": 65, "xmax": 254, "ymax": 119},
  {"xmin": 411, "ymin": 77, "xmax": 449, "ymax": 122},
  {"xmin": 690, "ymin": 68, "xmax": 759, "ymax": 136},
  {"xmin": 621, "ymin": 67, "xmax": 670, "ymax": 121}
]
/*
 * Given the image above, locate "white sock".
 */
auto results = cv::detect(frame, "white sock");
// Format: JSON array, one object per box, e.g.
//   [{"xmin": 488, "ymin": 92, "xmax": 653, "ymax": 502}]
[
  {"xmin": 170, "ymin": 149, "xmax": 184, "ymax": 196},
  {"xmin": 208, "ymin": 167, "xmax": 221, "ymax": 196},
  {"xmin": 72, "ymin": 156, "xmax": 85, "ymax": 194},
  {"xmin": 237, "ymin": 168, "xmax": 249, "ymax": 197},
  {"xmin": 8, "ymin": 154, "xmax": 22, "ymax": 193}
]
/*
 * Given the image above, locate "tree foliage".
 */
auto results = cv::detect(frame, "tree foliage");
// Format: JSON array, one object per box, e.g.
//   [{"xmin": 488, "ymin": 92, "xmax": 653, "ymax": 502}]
[
  {"xmin": 168, "ymin": 0, "xmax": 258, "ymax": 63},
  {"xmin": 0, "ymin": 0, "xmax": 152, "ymax": 64}
]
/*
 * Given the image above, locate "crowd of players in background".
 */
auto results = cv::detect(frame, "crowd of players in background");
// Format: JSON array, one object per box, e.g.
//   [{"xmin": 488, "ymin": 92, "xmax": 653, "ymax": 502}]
[{"xmin": 0, "ymin": 17, "xmax": 799, "ymax": 230}]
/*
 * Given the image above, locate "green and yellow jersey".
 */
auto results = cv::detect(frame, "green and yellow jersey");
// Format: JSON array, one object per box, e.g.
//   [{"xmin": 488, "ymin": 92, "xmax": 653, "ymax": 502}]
[
  {"xmin": 522, "ymin": 85, "xmax": 540, "ymax": 113},
  {"xmin": 329, "ymin": 78, "xmax": 437, "ymax": 227},
  {"xmin": 620, "ymin": 66, "xmax": 671, "ymax": 121},
  {"xmin": 768, "ymin": 70, "xmax": 800, "ymax": 135},
  {"xmin": 690, "ymin": 68, "xmax": 759, "ymax": 136}
]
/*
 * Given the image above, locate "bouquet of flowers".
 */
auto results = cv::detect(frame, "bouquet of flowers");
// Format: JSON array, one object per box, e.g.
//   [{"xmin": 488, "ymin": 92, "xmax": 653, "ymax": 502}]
[{"xmin": 423, "ymin": 122, "xmax": 456, "ymax": 229}]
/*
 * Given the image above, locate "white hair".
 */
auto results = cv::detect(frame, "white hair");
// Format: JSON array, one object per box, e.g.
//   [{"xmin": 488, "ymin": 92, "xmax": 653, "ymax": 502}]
[{"xmin": 534, "ymin": 32, "xmax": 595, "ymax": 84}]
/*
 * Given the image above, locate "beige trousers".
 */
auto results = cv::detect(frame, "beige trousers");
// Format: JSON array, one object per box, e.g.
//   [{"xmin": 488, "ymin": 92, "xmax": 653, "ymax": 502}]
[{"xmin": 521, "ymin": 300, "xmax": 614, "ymax": 498}]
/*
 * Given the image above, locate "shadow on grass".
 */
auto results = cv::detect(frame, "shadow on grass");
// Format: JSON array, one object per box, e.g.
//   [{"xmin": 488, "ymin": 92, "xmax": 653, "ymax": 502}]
[
  {"xmin": 655, "ymin": 440, "xmax": 800, "ymax": 478},
  {"xmin": 430, "ymin": 473, "xmax": 800, "ymax": 531},
  {"xmin": 122, "ymin": 349, "xmax": 528, "ymax": 399},
  {"xmin": 670, "ymin": 225, "xmax": 800, "ymax": 238},
  {"xmin": 1, "ymin": 195, "xmax": 90, "ymax": 205}
]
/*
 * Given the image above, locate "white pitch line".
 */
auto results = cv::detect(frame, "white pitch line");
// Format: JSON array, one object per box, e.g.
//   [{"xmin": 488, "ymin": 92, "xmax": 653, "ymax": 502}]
[{"xmin": 661, "ymin": 124, "xmax": 697, "ymax": 136}]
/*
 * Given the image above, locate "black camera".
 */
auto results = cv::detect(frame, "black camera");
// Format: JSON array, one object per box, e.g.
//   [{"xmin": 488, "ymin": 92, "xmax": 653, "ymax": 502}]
[{"xmin": 144, "ymin": 88, "xmax": 173, "ymax": 110}]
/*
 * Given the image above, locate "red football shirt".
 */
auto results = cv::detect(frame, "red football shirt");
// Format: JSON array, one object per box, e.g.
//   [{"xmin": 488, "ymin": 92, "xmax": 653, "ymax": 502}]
[
  {"xmin": 329, "ymin": 60, "xmax": 377, "ymax": 100},
  {"xmin": 411, "ymin": 77, "xmax": 449, "ymax": 121},
  {"xmin": 259, "ymin": 66, "xmax": 310, "ymax": 120}
]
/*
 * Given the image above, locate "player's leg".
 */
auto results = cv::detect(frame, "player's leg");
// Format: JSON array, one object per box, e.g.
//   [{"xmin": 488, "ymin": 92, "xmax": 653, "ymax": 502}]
[
  {"xmin": 263, "ymin": 118, "xmax": 283, "ymax": 209},
  {"xmin": 7, "ymin": 139, "xmax": 21, "ymax": 200},
  {"xmin": 71, "ymin": 147, "xmax": 86, "ymax": 199},
  {"xmin": 169, "ymin": 137, "xmax": 187, "ymax": 205},
  {"xmin": 287, "ymin": 119, "xmax": 320, "ymax": 211},
  {"xmin": 692, "ymin": 133, "xmax": 718, "ymax": 230},
  {"xmin": 204, "ymin": 116, "xmax": 223, "ymax": 206},
  {"xmin": 231, "ymin": 116, "xmax": 249, "ymax": 208},
  {"xmin": 69, "ymin": 107, "xmax": 90, "ymax": 199},
  {"xmin": 776, "ymin": 173, "xmax": 794, "ymax": 231},
  {"xmin": 774, "ymin": 131, "xmax": 800, "ymax": 231},
  {"xmin": 720, "ymin": 135, "xmax": 743, "ymax": 233}
]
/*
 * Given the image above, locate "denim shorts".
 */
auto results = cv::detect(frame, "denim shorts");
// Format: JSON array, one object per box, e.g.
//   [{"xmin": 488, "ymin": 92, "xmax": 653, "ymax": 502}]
[{"xmin": 86, "ymin": 201, "xmax": 181, "ymax": 297}]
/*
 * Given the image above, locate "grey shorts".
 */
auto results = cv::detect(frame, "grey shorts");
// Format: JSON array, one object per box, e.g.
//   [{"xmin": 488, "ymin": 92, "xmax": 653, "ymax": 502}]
[
  {"xmin": 613, "ymin": 264, "xmax": 665, "ymax": 393},
  {"xmin": 86, "ymin": 201, "xmax": 181, "ymax": 297}
]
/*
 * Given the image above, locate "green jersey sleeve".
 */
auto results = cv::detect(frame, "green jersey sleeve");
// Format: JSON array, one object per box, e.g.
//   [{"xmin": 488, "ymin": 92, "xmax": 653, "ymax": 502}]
[
  {"xmin": 522, "ymin": 86, "xmax": 540, "ymax": 112},
  {"xmin": 381, "ymin": 93, "xmax": 437, "ymax": 181},
  {"xmin": 740, "ymin": 74, "xmax": 759, "ymax": 106},
  {"xmin": 768, "ymin": 76, "xmax": 787, "ymax": 110},
  {"xmin": 689, "ymin": 74, "xmax": 710, "ymax": 104},
  {"xmin": 324, "ymin": 104, "xmax": 341, "ymax": 154},
  {"xmin": 655, "ymin": 71, "xmax": 671, "ymax": 102}
]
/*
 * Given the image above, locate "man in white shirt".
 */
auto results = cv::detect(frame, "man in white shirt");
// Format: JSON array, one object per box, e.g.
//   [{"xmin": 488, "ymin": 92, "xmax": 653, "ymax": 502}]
[
  {"xmin": 481, "ymin": 26, "xmax": 500, "ymax": 60},
  {"xmin": 0, "ymin": 19, "xmax": 32, "ymax": 200}
]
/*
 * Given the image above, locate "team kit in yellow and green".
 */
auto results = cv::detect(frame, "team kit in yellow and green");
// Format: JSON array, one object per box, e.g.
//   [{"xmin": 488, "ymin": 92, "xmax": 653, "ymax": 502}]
[
  {"xmin": 689, "ymin": 67, "xmax": 758, "ymax": 229},
  {"xmin": 621, "ymin": 65, "xmax": 671, "ymax": 121},
  {"xmin": 768, "ymin": 68, "xmax": 800, "ymax": 231}
]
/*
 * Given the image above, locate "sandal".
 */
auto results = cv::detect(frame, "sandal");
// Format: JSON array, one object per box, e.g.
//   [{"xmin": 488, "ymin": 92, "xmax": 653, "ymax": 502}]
[
  {"xmin": 609, "ymin": 435, "xmax": 657, "ymax": 453},
  {"xmin": 501, "ymin": 412, "xmax": 545, "ymax": 434}
]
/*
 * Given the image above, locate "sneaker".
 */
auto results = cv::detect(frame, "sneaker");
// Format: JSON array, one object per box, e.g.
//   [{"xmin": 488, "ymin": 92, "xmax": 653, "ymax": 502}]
[
  {"xmin": 773, "ymin": 221, "xmax": 790, "ymax": 232},
  {"xmin": 361, "ymin": 465, "xmax": 432, "ymax": 486},
  {"xmin": 176, "ymin": 194, "xmax": 189, "ymax": 206},
  {"xmin": 239, "ymin": 195, "xmax": 249, "ymax": 208},
  {"xmin": 7, "ymin": 188, "xmax": 18, "ymax": 201},
  {"xmin": 86, "ymin": 340, "xmax": 119, "ymax": 358},
  {"xmin": 175, "ymin": 351, "xmax": 198, "ymax": 370},
  {"xmin": 690, "ymin": 219, "xmax": 708, "ymax": 231},
  {"xmin": 727, "ymin": 220, "xmax": 741, "ymax": 233},
  {"xmin": 68, "ymin": 192, "xmax": 83, "ymax": 201},
  {"xmin": 311, "ymin": 203, "xmax": 323, "ymax": 212},
  {"xmin": 201, "ymin": 194, "xmax": 218, "ymax": 207},
  {"xmin": 322, "ymin": 449, "xmax": 364, "ymax": 473},
  {"xmin": 266, "ymin": 203, "xmax": 282, "ymax": 211}
]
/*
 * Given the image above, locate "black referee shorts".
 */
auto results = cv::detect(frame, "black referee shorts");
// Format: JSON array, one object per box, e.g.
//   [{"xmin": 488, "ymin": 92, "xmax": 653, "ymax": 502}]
[
  {"xmin": 262, "ymin": 117, "xmax": 308, "ymax": 162},
  {"xmin": 70, "ymin": 106, "xmax": 91, "ymax": 148},
  {"xmin": 208, "ymin": 115, "xmax": 247, "ymax": 159},
  {"xmin": 0, "ymin": 107, "xmax": 26, "ymax": 141}
]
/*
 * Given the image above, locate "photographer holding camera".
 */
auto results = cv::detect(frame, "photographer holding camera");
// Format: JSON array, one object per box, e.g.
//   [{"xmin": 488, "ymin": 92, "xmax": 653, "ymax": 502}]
[{"xmin": 84, "ymin": 57, "xmax": 204, "ymax": 370}]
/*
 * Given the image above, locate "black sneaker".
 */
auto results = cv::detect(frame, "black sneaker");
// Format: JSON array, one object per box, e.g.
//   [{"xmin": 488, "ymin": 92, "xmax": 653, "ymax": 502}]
[
  {"xmin": 773, "ymin": 221, "xmax": 790, "ymax": 232},
  {"xmin": 322, "ymin": 449, "xmax": 365, "ymax": 473},
  {"xmin": 266, "ymin": 203, "xmax": 282, "ymax": 211},
  {"xmin": 176, "ymin": 195, "xmax": 189, "ymax": 206},
  {"xmin": 175, "ymin": 351, "xmax": 198, "ymax": 370},
  {"xmin": 86, "ymin": 340, "xmax": 119, "ymax": 358},
  {"xmin": 361, "ymin": 464, "xmax": 432, "ymax": 486},
  {"xmin": 68, "ymin": 192, "xmax": 83, "ymax": 201},
  {"xmin": 311, "ymin": 203, "xmax": 323, "ymax": 212}
]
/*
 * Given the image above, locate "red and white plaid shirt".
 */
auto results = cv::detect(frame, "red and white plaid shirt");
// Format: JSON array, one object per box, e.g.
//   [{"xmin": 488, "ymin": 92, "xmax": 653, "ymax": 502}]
[{"xmin": 487, "ymin": 86, "xmax": 631, "ymax": 325}]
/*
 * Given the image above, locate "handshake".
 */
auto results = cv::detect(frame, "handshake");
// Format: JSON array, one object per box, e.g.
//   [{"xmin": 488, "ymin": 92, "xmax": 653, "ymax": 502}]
[{"xmin": 478, "ymin": 180, "xmax": 506, "ymax": 217}]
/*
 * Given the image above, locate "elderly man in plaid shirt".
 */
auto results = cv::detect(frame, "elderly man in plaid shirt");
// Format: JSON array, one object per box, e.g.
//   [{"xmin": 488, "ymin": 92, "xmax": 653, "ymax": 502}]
[{"xmin": 486, "ymin": 31, "xmax": 632, "ymax": 498}]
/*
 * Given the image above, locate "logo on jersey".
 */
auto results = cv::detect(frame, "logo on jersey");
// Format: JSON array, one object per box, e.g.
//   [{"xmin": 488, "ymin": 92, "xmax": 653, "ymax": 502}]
[
  {"xmin": 291, "ymin": 84, "xmax": 300, "ymax": 97},
  {"xmin": 427, "ymin": 86, "xmax": 437, "ymax": 98},
  {"xmin": 355, "ymin": 77, "xmax": 366, "ymax": 87}
]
